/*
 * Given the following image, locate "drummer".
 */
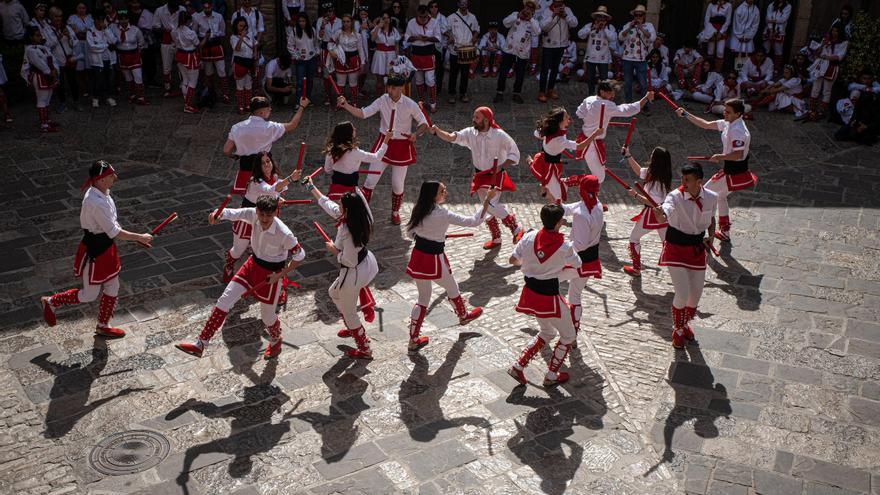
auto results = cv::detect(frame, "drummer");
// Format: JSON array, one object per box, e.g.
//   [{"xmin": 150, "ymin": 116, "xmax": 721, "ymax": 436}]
[{"xmin": 446, "ymin": 0, "xmax": 479, "ymax": 104}]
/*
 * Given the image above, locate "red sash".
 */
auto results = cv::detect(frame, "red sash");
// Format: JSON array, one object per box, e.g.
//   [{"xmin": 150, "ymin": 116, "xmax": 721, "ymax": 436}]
[
  {"xmin": 175, "ymin": 49, "xmax": 201, "ymax": 70},
  {"xmin": 411, "ymin": 53, "xmax": 435, "ymax": 71},
  {"xmin": 575, "ymin": 133, "xmax": 606, "ymax": 164},
  {"xmin": 117, "ymin": 51, "xmax": 143, "ymax": 70},
  {"xmin": 200, "ymin": 44, "xmax": 225, "ymax": 61},
  {"xmin": 470, "ymin": 168, "xmax": 517, "ymax": 195},
  {"xmin": 73, "ymin": 242, "xmax": 121, "ymax": 285}
]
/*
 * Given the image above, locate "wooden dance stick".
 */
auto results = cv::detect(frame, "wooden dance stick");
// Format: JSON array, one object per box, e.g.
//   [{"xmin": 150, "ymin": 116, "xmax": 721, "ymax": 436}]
[
  {"xmin": 388, "ymin": 108, "xmax": 396, "ymax": 133},
  {"xmin": 214, "ymin": 194, "xmax": 233, "ymax": 218},
  {"xmin": 313, "ymin": 221, "xmax": 332, "ymax": 242},
  {"xmin": 657, "ymin": 91, "xmax": 679, "ymax": 111},
  {"xmin": 280, "ymin": 199, "xmax": 312, "ymax": 205},
  {"xmin": 446, "ymin": 233, "xmax": 474, "ymax": 238},
  {"xmin": 306, "ymin": 167, "xmax": 323, "ymax": 182},
  {"xmin": 604, "ymin": 167, "xmax": 632, "ymax": 190},
  {"xmin": 624, "ymin": 117, "xmax": 637, "ymax": 147},
  {"xmin": 687, "ymin": 156, "xmax": 714, "ymax": 161},
  {"xmin": 327, "ymin": 76, "xmax": 341, "ymax": 96},
  {"xmin": 295, "ymin": 142, "xmax": 306, "ymax": 171},
  {"xmin": 634, "ymin": 183, "xmax": 659, "ymax": 207},
  {"xmin": 302, "ymin": 77, "xmax": 307, "ymax": 98},
  {"xmin": 418, "ymin": 101, "xmax": 433, "ymax": 127},
  {"xmin": 598, "ymin": 103, "xmax": 605, "ymax": 129},
  {"xmin": 358, "ymin": 170, "xmax": 382, "ymax": 174},
  {"xmin": 607, "ymin": 121, "xmax": 630, "ymax": 127},
  {"xmin": 139, "ymin": 212, "xmax": 178, "ymax": 247}
]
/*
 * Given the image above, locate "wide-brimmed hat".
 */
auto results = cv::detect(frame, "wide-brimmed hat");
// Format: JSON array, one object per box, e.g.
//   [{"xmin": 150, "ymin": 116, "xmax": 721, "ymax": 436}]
[
  {"xmin": 630, "ymin": 4, "xmax": 647, "ymax": 15},
  {"xmin": 522, "ymin": 0, "xmax": 537, "ymax": 9},
  {"xmin": 591, "ymin": 5, "xmax": 611, "ymax": 20}
]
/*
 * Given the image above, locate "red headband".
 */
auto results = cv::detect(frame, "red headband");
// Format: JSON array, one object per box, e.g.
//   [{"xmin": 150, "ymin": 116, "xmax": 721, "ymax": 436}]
[
  {"xmin": 81, "ymin": 163, "xmax": 116, "ymax": 191},
  {"xmin": 579, "ymin": 174, "xmax": 600, "ymax": 212},
  {"xmin": 476, "ymin": 106, "xmax": 501, "ymax": 129}
]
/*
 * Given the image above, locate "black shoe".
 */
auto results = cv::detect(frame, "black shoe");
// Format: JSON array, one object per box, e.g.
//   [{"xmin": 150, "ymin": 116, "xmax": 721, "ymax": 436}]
[
  {"xmin": 512, "ymin": 93, "xmax": 524, "ymax": 104},
  {"xmin": 493, "ymin": 93, "xmax": 503, "ymax": 103}
]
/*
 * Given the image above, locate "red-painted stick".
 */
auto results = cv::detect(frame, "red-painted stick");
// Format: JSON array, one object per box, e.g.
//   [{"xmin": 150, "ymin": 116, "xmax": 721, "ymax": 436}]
[
  {"xmin": 418, "ymin": 101, "xmax": 433, "ymax": 127},
  {"xmin": 687, "ymin": 155, "xmax": 714, "ymax": 161},
  {"xmin": 388, "ymin": 108, "xmax": 396, "ymax": 133},
  {"xmin": 607, "ymin": 121, "xmax": 630, "ymax": 127},
  {"xmin": 215, "ymin": 194, "xmax": 232, "ymax": 218},
  {"xmin": 281, "ymin": 199, "xmax": 312, "ymax": 205},
  {"xmin": 295, "ymin": 142, "xmax": 306, "ymax": 171},
  {"xmin": 151, "ymin": 212, "xmax": 178, "ymax": 235},
  {"xmin": 604, "ymin": 168, "xmax": 632, "ymax": 190},
  {"xmin": 563, "ymin": 150, "xmax": 576, "ymax": 160},
  {"xmin": 358, "ymin": 169, "xmax": 382, "ymax": 174},
  {"xmin": 302, "ymin": 77, "xmax": 307, "ymax": 98},
  {"xmin": 624, "ymin": 117, "xmax": 637, "ymax": 147},
  {"xmin": 657, "ymin": 90, "xmax": 679, "ymax": 110},
  {"xmin": 327, "ymin": 75, "xmax": 341, "ymax": 95},
  {"xmin": 598, "ymin": 103, "xmax": 605, "ymax": 130},
  {"xmin": 313, "ymin": 221, "xmax": 332, "ymax": 242},
  {"xmin": 445, "ymin": 232, "xmax": 474, "ymax": 238},
  {"xmin": 634, "ymin": 182, "xmax": 659, "ymax": 207},
  {"xmin": 307, "ymin": 166, "xmax": 323, "ymax": 181}
]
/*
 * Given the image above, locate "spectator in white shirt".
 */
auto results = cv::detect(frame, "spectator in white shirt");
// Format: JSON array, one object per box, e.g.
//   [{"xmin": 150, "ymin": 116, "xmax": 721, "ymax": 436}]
[
  {"xmin": 577, "ymin": 5, "xmax": 614, "ymax": 95},
  {"xmin": 537, "ymin": 0, "xmax": 576, "ymax": 102}
]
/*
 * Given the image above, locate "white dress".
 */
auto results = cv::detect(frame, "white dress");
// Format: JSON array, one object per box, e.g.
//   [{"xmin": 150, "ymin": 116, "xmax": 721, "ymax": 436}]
[{"xmin": 370, "ymin": 28, "xmax": 400, "ymax": 75}]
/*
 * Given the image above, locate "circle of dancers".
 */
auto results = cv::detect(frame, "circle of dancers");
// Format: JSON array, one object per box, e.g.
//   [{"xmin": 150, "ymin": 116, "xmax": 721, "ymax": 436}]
[{"xmin": 40, "ymin": 54, "xmax": 757, "ymax": 389}]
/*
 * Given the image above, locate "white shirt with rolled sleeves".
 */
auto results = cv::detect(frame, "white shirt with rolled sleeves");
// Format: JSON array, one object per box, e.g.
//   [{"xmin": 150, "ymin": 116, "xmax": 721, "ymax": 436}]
[
  {"xmin": 539, "ymin": 7, "xmax": 577, "ymax": 48},
  {"xmin": 447, "ymin": 10, "xmax": 478, "ymax": 47},
  {"xmin": 673, "ymin": 48, "xmax": 703, "ymax": 67},
  {"xmin": 578, "ymin": 23, "xmax": 616, "ymax": 64},
  {"xmin": 153, "ymin": 5, "xmax": 183, "ymax": 35},
  {"xmin": 512, "ymin": 230, "xmax": 581, "ymax": 281},
  {"xmin": 219, "ymin": 208, "xmax": 304, "ymax": 264},
  {"xmin": 713, "ymin": 81, "xmax": 741, "ymax": 102},
  {"xmin": 236, "ymin": 7, "xmax": 264, "ymax": 35},
  {"xmin": 452, "ymin": 127, "xmax": 519, "ymax": 172},
  {"xmin": 738, "ymin": 56, "xmax": 773, "ymax": 83},
  {"xmin": 193, "ymin": 11, "xmax": 224, "ymax": 40},
  {"xmin": 715, "ymin": 117, "xmax": 750, "ymax": 159},
  {"xmin": 639, "ymin": 168, "xmax": 669, "ymax": 205},
  {"xmin": 618, "ymin": 21, "xmax": 655, "ymax": 62},
  {"xmin": 536, "ymin": 131, "xmax": 577, "ymax": 156},
  {"xmin": 227, "ymin": 115, "xmax": 286, "ymax": 155},
  {"xmin": 502, "ymin": 11, "xmax": 540, "ymax": 60},
  {"xmin": 361, "ymin": 94, "xmax": 427, "ymax": 139},
  {"xmin": 661, "ymin": 187, "xmax": 718, "ymax": 236},
  {"xmin": 431, "ymin": 13, "xmax": 448, "ymax": 50},
  {"xmin": 264, "ymin": 58, "xmax": 292, "ymax": 81},
  {"xmin": 406, "ymin": 206, "xmax": 486, "ymax": 243},
  {"xmin": 244, "ymin": 178, "xmax": 286, "ymax": 204},
  {"xmin": 324, "ymin": 144, "xmax": 387, "ymax": 175},
  {"xmin": 576, "ymin": 95, "xmax": 641, "ymax": 140},
  {"xmin": 695, "ymin": 71, "xmax": 723, "ymax": 94},
  {"xmin": 231, "ymin": 34, "xmax": 257, "ymax": 59},
  {"xmin": 81, "ymin": 187, "xmax": 122, "ymax": 238},
  {"xmin": 406, "ymin": 18, "xmax": 440, "ymax": 49},
  {"xmin": 561, "ymin": 201, "xmax": 603, "ymax": 252},
  {"xmin": 317, "ymin": 195, "xmax": 371, "ymax": 268}
]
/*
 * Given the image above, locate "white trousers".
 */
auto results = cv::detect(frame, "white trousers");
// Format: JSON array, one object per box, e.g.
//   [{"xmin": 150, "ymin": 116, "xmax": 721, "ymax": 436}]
[
  {"xmin": 335, "ymin": 71, "xmax": 358, "ymax": 87},
  {"xmin": 584, "ymin": 144, "xmax": 606, "ymax": 183},
  {"xmin": 35, "ymin": 88, "xmax": 52, "ymax": 107},
  {"xmin": 690, "ymin": 90, "xmax": 714, "ymax": 104},
  {"xmin": 544, "ymin": 176, "xmax": 563, "ymax": 203},
  {"xmin": 216, "ymin": 278, "xmax": 280, "ymax": 326},
  {"xmin": 204, "ymin": 59, "xmax": 226, "ymax": 77},
  {"xmin": 77, "ymin": 271, "xmax": 120, "ymax": 302},
  {"xmin": 413, "ymin": 69, "xmax": 435, "ymax": 87},
  {"xmin": 178, "ymin": 65, "xmax": 199, "ymax": 92},
  {"xmin": 705, "ymin": 174, "xmax": 730, "ymax": 216},
  {"xmin": 668, "ymin": 266, "xmax": 705, "ymax": 309},
  {"xmin": 630, "ymin": 222, "xmax": 667, "ymax": 244},
  {"xmin": 811, "ymin": 77, "xmax": 835, "ymax": 103},
  {"xmin": 363, "ymin": 161, "xmax": 408, "ymax": 194},
  {"xmin": 230, "ymin": 231, "xmax": 250, "ymax": 259},
  {"xmin": 705, "ymin": 38, "xmax": 726, "ymax": 58},
  {"xmin": 476, "ymin": 188, "xmax": 512, "ymax": 220},
  {"xmin": 121, "ymin": 67, "xmax": 143, "ymax": 84},
  {"xmin": 160, "ymin": 43, "xmax": 175, "ymax": 75},
  {"xmin": 536, "ymin": 312, "xmax": 576, "ymax": 346},
  {"xmin": 414, "ymin": 256, "xmax": 461, "ymax": 311},
  {"xmin": 329, "ymin": 252, "xmax": 378, "ymax": 329},
  {"xmin": 236, "ymin": 73, "xmax": 253, "ymax": 90}
]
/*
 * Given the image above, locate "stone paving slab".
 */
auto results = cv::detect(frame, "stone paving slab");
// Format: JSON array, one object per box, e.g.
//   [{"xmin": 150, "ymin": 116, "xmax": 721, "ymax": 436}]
[{"xmin": 1, "ymin": 77, "xmax": 879, "ymax": 494}]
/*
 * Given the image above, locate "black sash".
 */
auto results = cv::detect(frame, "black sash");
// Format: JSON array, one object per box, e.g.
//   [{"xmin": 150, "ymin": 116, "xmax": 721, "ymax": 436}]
[
  {"xmin": 206, "ymin": 37, "xmax": 223, "ymax": 46},
  {"xmin": 544, "ymin": 152, "xmax": 561, "ymax": 164},
  {"xmin": 666, "ymin": 226, "xmax": 705, "ymax": 246},
  {"xmin": 239, "ymin": 153, "xmax": 264, "ymax": 171},
  {"xmin": 344, "ymin": 50, "xmax": 359, "ymax": 59},
  {"xmin": 723, "ymin": 156, "xmax": 749, "ymax": 175},
  {"xmin": 411, "ymin": 44, "xmax": 434, "ymax": 56},
  {"xmin": 116, "ymin": 48, "xmax": 139, "ymax": 54},
  {"xmin": 82, "ymin": 230, "xmax": 114, "ymax": 260},
  {"xmin": 241, "ymin": 197, "xmax": 255, "ymax": 207},
  {"xmin": 414, "ymin": 235, "xmax": 445, "ymax": 254},
  {"xmin": 233, "ymin": 55, "xmax": 255, "ymax": 69},
  {"xmin": 320, "ymin": 41, "xmax": 329, "ymax": 49},
  {"xmin": 253, "ymin": 255, "xmax": 285, "ymax": 272},
  {"xmin": 709, "ymin": 15, "xmax": 726, "ymax": 25},
  {"xmin": 524, "ymin": 276, "xmax": 559, "ymax": 296},
  {"xmin": 332, "ymin": 170, "xmax": 359, "ymax": 187},
  {"xmin": 578, "ymin": 244, "xmax": 599, "ymax": 263},
  {"xmin": 177, "ymin": 48, "xmax": 196, "ymax": 54}
]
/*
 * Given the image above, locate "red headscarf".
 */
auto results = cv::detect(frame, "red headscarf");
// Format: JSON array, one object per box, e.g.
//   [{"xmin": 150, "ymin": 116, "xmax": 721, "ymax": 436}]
[
  {"xmin": 476, "ymin": 106, "xmax": 501, "ymax": 129},
  {"xmin": 579, "ymin": 174, "xmax": 600, "ymax": 212},
  {"xmin": 80, "ymin": 162, "xmax": 116, "ymax": 192}
]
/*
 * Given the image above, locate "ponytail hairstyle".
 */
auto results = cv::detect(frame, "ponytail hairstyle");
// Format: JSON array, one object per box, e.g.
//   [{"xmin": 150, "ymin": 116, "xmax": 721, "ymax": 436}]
[
  {"xmin": 534, "ymin": 107, "xmax": 566, "ymax": 138},
  {"xmin": 340, "ymin": 192, "xmax": 372, "ymax": 247},
  {"xmin": 645, "ymin": 146, "xmax": 672, "ymax": 195},
  {"xmin": 322, "ymin": 121, "xmax": 358, "ymax": 161},
  {"xmin": 406, "ymin": 181, "xmax": 441, "ymax": 231}
]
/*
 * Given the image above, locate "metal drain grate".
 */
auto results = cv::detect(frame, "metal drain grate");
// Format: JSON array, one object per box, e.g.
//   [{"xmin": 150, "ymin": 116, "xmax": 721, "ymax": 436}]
[{"xmin": 88, "ymin": 429, "xmax": 171, "ymax": 476}]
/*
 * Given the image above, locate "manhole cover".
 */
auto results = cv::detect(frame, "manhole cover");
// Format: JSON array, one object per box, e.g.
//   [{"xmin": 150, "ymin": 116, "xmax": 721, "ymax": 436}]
[{"xmin": 89, "ymin": 429, "xmax": 170, "ymax": 476}]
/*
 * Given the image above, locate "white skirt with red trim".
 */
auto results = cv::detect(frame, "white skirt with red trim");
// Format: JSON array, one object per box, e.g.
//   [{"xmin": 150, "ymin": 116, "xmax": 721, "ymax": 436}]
[
  {"xmin": 334, "ymin": 52, "xmax": 361, "ymax": 74},
  {"xmin": 232, "ymin": 220, "xmax": 253, "ymax": 240},
  {"xmin": 200, "ymin": 44, "xmax": 225, "ymax": 61},
  {"xmin": 575, "ymin": 134, "xmax": 606, "ymax": 164},
  {"xmin": 577, "ymin": 259, "xmax": 602, "ymax": 278}
]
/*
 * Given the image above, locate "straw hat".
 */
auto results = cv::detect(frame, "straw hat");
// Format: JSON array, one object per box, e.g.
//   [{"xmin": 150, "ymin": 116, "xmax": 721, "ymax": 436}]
[
  {"xmin": 523, "ymin": 0, "xmax": 538, "ymax": 9},
  {"xmin": 630, "ymin": 4, "xmax": 647, "ymax": 15},
  {"xmin": 591, "ymin": 5, "xmax": 611, "ymax": 20}
]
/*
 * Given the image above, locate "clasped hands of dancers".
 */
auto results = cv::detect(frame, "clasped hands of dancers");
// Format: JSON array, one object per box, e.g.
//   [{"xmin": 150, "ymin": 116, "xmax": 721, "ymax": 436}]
[{"xmin": 41, "ymin": 77, "xmax": 755, "ymax": 386}]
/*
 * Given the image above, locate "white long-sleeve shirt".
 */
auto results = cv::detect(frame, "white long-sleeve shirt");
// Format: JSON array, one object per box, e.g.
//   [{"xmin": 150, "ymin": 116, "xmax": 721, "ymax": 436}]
[
  {"xmin": 673, "ymin": 48, "xmax": 703, "ymax": 67},
  {"xmin": 638, "ymin": 168, "xmax": 669, "ymax": 206},
  {"xmin": 193, "ymin": 11, "xmax": 224, "ymax": 40},
  {"xmin": 695, "ymin": 71, "xmax": 723, "ymax": 94},
  {"xmin": 111, "ymin": 23, "xmax": 146, "ymax": 51},
  {"xmin": 731, "ymin": 2, "xmax": 760, "ymax": 42},
  {"xmin": 316, "ymin": 16, "xmax": 342, "ymax": 44},
  {"xmin": 447, "ymin": 9, "xmax": 478, "ymax": 47},
  {"xmin": 661, "ymin": 187, "xmax": 718, "ymax": 236},
  {"xmin": 171, "ymin": 25, "xmax": 198, "ymax": 51},
  {"xmin": 244, "ymin": 177, "xmax": 286, "ymax": 204},
  {"xmin": 153, "ymin": 4, "xmax": 183, "ymax": 34},
  {"xmin": 231, "ymin": 33, "xmax": 257, "ymax": 59},
  {"xmin": 576, "ymin": 95, "xmax": 641, "ymax": 140},
  {"xmin": 406, "ymin": 205, "xmax": 485, "ymax": 242},
  {"xmin": 361, "ymin": 94, "xmax": 427, "ymax": 139},
  {"xmin": 317, "ymin": 195, "xmax": 371, "ymax": 268},
  {"xmin": 477, "ymin": 32, "xmax": 505, "ymax": 53},
  {"xmin": 512, "ymin": 230, "xmax": 581, "ymax": 280},
  {"xmin": 763, "ymin": 2, "xmax": 791, "ymax": 41},
  {"xmin": 235, "ymin": 7, "xmax": 264, "ymax": 35},
  {"xmin": 324, "ymin": 144, "xmax": 387, "ymax": 175},
  {"xmin": 738, "ymin": 56, "xmax": 773, "ymax": 83},
  {"xmin": 562, "ymin": 200, "xmax": 603, "ymax": 252},
  {"xmin": 535, "ymin": 131, "xmax": 577, "ymax": 156},
  {"xmin": 81, "ymin": 187, "xmax": 122, "ymax": 238},
  {"xmin": 86, "ymin": 28, "xmax": 116, "ymax": 66},
  {"xmin": 227, "ymin": 115, "xmax": 285, "ymax": 155},
  {"xmin": 578, "ymin": 22, "xmax": 616, "ymax": 64},
  {"xmin": 220, "ymin": 208, "xmax": 304, "ymax": 263},
  {"xmin": 286, "ymin": 29, "xmax": 317, "ymax": 60},
  {"xmin": 452, "ymin": 127, "xmax": 519, "ymax": 171},
  {"xmin": 715, "ymin": 117, "xmax": 750, "ymax": 159},
  {"xmin": 502, "ymin": 11, "xmax": 540, "ymax": 60},
  {"xmin": 405, "ymin": 17, "xmax": 440, "ymax": 48},
  {"xmin": 698, "ymin": 2, "xmax": 732, "ymax": 42},
  {"xmin": 540, "ymin": 7, "xmax": 577, "ymax": 48}
]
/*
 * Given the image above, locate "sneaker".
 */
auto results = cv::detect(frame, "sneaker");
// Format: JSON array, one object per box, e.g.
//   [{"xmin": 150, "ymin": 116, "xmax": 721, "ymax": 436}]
[
  {"xmin": 95, "ymin": 325, "xmax": 126, "ymax": 338},
  {"xmin": 175, "ymin": 342, "xmax": 204, "ymax": 357},
  {"xmin": 537, "ymin": 92, "xmax": 547, "ymax": 103},
  {"xmin": 482, "ymin": 239, "xmax": 501, "ymax": 250},
  {"xmin": 459, "ymin": 307, "xmax": 482, "ymax": 325},
  {"xmin": 407, "ymin": 336, "xmax": 429, "ymax": 352},
  {"xmin": 512, "ymin": 93, "xmax": 524, "ymax": 104},
  {"xmin": 92, "ymin": 98, "xmax": 100, "ymax": 108},
  {"xmin": 346, "ymin": 348, "xmax": 373, "ymax": 359},
  {"xmin": 183, "ymin": 105, "xmax": 200, "ymax": 114},
  {"xmin": 492, "ymin": 93, "xmax": 503, "ymax": 103},
  {"xmin": 543, "ymin": 371, "xmax": 569, "ymax": 387},
  {"xmin": 263, "ymin": 340, "xmax": 282, "ymax": 359},
  {"xmin": 507, "ymin": 366, "xmax": 527, "ymax": 385},
  {"xmin": 623, "ymin": 265, "xmax": 641, "ymax": 277},
  {"xmin": 41, "ymin": 297, "xmax": 56, "ymax": 327}
]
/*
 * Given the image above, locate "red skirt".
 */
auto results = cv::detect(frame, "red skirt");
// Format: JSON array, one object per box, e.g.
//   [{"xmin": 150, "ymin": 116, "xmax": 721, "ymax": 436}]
[
  {"xmin": 411, "ymin": 53, "xmax": 435, "ymax": 71},
  {"xmin": 117, "ymin": 51, "xmax": 143, "ymax": 70},
  {"xmin": 30, "ymin": 72, "xmax": 55, "ymax": 90},
  {"xmin": 659, "ymin": 242, "xmax": 707, "ymax": 270},
  {"xmin": 328, "ymin": 183, "xmax": 356, "ymax": 201},
  {"xmin": 175, "ymin": 49, "xmax": 201, "ymax": 70},
  {"xmin": 710, "ymin": 170, "xmax": 758, "ymax": 192},
  {"xmin": 470, "ymin": 169, "xmax": 517, "ymax": 195},
  {"xmin": 631, "ymin": 206, "xmax": 668, "ymax": 230},
  {"xmin": 515, "ymin": 287, "xmax": 565, "ymax": 319},
  {"xmin": 201, "ymin": 44, "xmax": 225, "ymax": 61},
  {"xmin": 529, "ymin": 152, "xmax": 565, "ymax": 201},
  {"xmin": 406, "ymin": 249, "xmax": 451, "ymax": 280},
  {"xmin": 73, "ymin": 242, "xmax": 121, "ymax": 285},
  {"xmin": 161, "ymin": 30, "xmax": 173, "ymax": 44},
  {"xmin": 372, "ymin": 136, "xmax": 417, "ymax": 166},
  {"xmin": 575, "ymin": 134, "xmax": 606, "ymax": 164},
  {"xmin": 231, "ymin": 170, "xmax": 252, "ymax": 195},
  {"xmin": 233, "ymin": 60, "xmax": 255, "ymax": 79},
  {"xmin": 334, "ymin": 52, "xmax": 361, "ymax": 74},
  {"xmin": 232, "ymin": 220, "xmax": 253, "ymax": 240},
  {"xmin": 231, "ymin": 256, "xmax": 283, "ymax": 304},
  {"xmin": 577, "ymin": 259, "xmax": 602, "ymax": 278}
]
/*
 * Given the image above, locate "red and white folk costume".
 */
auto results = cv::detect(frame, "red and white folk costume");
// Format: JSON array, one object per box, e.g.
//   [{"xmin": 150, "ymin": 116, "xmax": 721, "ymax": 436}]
[
  {"xmin": 231, "ymin": 31, "xmax": 258, "ymax": 113},
  {"xmin": 405, "ymin": 16, "xmax": 441, "ymax": 108},
  {"xmin": 23, "ymin": 41, "xmax": 57, "ymax": 132},
  {"xmin": 704, "ymin": 117, "xmax": 754, "ymax": 242},
  {"xmin": 42, "ymin": 166, "xmax": 126, "ymax": 337},
  {"xmin": 360, "ymin": 94, "xmax": 428, "ymax": 223},
  {"xmin": 194, "ymin": 9, "xmax": 229, "ymax": 102},
  {"xmin": 369, "ymin": 26, "xmax": 399, "ymax": 95},
  {"xmin": 575, "ymin": 95, "xmax": 641, "ymax": 183},
  {"xmin": 171, "ymin": 23, "xmax": 201, "ymax": 112},
  {"xmin": 658, "ymin": 186, "xmax": 718, "ymax": 348},
  {"xmin": 562, "ymin": 176, "xmax": 604, "ymax": 338},
  {"xmin": 111, "ymin": 20, "xmax": 148, "ymax": 104},
  {"xmin": 153, "ymin": 2, "xmax": 185, "ymax": 95},
  {"xmin": 317, "ymin": 193, "xmax": 378, "ymax": 359},
  {"xmin": 227, "ymin": 114, "xmax": 286, "ymax": 194},
  {"xmin": 508, "ymin": 228, "xmax": 581, "ymax": 387},
  {"xmin": 762, "ymin": 1, "xmax": 791, "ymax": 68},
  {"xmin": 316, "ymin": 11, "xmax": 342, "ymax": 100},
  {"xmin": 225, "ymin": 175, "xmax": 287, "ymax": 282},
  {"xmin": 405, "ymin": 204, "xmax": 487, "ymax": 350},
  {"xmin": 178, "ymin": 207, "xmax": 305, "ymax": 358},
  {"xmin": 450, "ymin": 108, "xmax": 523, "ymax": 249},
  {"xmin": 697, "ymin": 0, "xmax": 731, "ymax": 69},
  {"xmin": 625, "ymin": 168, "xmax": 669, "ymax": 275},
  {"xmin": 529, "ymin": 129, "xmax": 578, "ymax": 204},
  {"xmin": 330, "ymin": 29, "xmax": 366, "ymax": 105},
  {"xmin": 477, "ymin": 29, "xmax": 505, "ymax": 77},
  {"xmin": 738, "ymin": 53, "xmax": 774, "ymax": 97},
  {"xmin": 324, "ymin": 142, "xmax": 387, "ymax": 201}
]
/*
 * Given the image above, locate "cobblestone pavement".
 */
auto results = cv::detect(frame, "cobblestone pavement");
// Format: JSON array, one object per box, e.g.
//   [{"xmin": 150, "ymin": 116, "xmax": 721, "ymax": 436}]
[{"xmin": 1, "ymin": 78, "xmax": 879, "ymax": 495}]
